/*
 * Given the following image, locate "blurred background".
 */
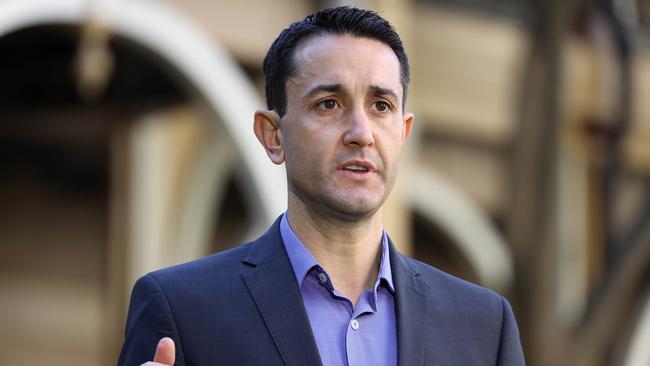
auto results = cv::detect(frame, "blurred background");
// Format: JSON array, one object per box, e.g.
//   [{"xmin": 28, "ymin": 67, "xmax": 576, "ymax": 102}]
[{"xmin": 1, "ymin": 0, "xmax": 649, "ymax": 365}]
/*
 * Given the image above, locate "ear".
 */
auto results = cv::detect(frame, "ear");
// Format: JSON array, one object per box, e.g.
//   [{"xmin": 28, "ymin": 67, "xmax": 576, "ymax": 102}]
[
  {"xmin": 402, "ymin": 112, "xmax": 414, "ymax": 141},
  {"xmin": 253, "ymin": 109, "xmax": 285, "ymax": 164}
]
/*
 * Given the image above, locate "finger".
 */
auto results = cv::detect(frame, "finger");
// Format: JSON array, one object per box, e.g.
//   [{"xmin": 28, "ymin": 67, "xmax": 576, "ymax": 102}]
[{"xmin": 153, "ymin": 337, "xmax": 175, "ymax": 365}]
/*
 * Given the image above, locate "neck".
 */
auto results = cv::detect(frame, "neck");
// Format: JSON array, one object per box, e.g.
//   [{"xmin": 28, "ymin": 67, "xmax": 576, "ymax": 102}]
[{"xmin": 286, "ymin": 195, "xmax": 384, "ymax": 306}]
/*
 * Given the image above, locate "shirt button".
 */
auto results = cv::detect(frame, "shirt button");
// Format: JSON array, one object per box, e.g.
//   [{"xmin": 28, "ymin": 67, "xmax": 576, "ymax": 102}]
[
  {"xmin": 318, "ymin": 272, "xmax": 328, "ymax": 283},
  {"xmin": 350, "ymin": 319, "xmax": 359, "ymax": 330}
]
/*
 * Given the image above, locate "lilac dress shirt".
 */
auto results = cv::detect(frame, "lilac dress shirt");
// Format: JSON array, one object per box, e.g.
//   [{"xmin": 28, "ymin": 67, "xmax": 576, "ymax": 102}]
[{"xmin": 280, "ymin": 214, "xmax": 397, "ymax": 366}]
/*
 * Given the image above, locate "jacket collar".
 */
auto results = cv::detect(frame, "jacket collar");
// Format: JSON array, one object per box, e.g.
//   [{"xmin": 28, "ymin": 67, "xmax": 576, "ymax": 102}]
[{"xmin": 241, "ymin": 217, "xmax": 323, "ymax": 366}]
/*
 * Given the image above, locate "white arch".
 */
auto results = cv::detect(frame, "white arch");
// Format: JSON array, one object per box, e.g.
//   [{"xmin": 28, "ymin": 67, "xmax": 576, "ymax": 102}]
[
  {"xmin": 408, "ymin": 169, "xmax": 514, "ymax": 292},
  {"xmin": 0, "ymin": 0, "xmax": 288, "ymax": 292},
  {"xmin": 0, "ymin": 0, "xmax": 287, "ymax": 226}
]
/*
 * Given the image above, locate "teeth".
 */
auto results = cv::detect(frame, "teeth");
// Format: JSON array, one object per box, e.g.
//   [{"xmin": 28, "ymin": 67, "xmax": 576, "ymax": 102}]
[{"xmin": 345, "ymin": 165, "xmax": 368, "ymax": 172}]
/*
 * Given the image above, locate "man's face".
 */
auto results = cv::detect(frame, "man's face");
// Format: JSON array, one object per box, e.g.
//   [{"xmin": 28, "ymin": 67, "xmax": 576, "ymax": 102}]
[{"xmin": 279, "ymin": 33, "xmax": 413, "ymax": 220}]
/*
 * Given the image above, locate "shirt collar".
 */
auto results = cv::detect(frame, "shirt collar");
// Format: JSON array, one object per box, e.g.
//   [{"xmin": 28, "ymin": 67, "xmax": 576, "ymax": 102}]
[
  {"xmin": 280, "ymin": 213, "xmax": 394, "ymax": 292},
  {"xmin": 280, "ymin": 213, "xmax": 319, "ymax": 285}
]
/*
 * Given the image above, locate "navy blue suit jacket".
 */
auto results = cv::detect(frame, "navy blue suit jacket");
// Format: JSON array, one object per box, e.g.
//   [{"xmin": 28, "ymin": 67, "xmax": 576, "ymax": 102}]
[{"xmin": 118, "ymin": 217, "xmax": 525, "ymax": 365}]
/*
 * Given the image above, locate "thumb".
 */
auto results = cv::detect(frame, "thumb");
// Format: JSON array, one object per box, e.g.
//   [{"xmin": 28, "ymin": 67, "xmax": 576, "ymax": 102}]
[{"xmin": 153, "ymin": 337, "xmax": 175, "ymax": 365}]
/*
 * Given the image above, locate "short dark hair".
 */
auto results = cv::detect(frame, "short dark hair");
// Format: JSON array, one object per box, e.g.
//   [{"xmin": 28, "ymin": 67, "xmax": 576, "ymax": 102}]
[{"xmin": 263, "ymin": 6, "xmax": 410, "ymax": 116}]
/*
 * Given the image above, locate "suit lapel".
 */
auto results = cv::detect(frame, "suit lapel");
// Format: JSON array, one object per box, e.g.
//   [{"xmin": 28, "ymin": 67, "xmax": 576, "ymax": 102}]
[
  {"xmin": 390, "ymin": 242, "xmax": 429, "ymax": 366},
  {"xmin": 242, "ymin": 218, "xmax": 323, "ymax": 366}
]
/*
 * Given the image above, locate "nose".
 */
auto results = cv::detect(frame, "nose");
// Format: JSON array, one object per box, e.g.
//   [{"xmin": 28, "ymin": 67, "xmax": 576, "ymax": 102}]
[{"xmin": 343, "ymin": 107, "xmax": 374, "ymax": 148}]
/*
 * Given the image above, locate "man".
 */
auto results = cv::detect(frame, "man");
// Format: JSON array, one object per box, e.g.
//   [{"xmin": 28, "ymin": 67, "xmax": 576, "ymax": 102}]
[{"xmin": 118, "ymin": 6, "xmax": 525, "ymax": 366}]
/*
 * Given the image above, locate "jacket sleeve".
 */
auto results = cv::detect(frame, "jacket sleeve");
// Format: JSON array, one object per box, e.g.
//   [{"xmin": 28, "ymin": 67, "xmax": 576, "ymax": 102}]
[
  {"xmin": 496, "ymin": 296, "xmax": 526, "ymax": 365},
  {"xmin": 117, "ymin": 274, "xmax": 186, "ymax": 366}
]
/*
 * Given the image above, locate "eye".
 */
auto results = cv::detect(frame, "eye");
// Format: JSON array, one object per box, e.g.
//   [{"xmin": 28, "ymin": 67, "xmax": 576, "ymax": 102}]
[
  {"xmin": 318, "ymin": 99, "xmax": 338, "ymax": 110},
  {"xmin": 372, "ymin": 101, "xmax": 391, "ymax": 112}
]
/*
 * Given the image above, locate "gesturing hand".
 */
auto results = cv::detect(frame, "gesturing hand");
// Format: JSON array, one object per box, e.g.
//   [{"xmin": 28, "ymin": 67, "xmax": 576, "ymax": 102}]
[{"xmin": 142, "ymin": 337, "xmax": 175, "ymax": 366}]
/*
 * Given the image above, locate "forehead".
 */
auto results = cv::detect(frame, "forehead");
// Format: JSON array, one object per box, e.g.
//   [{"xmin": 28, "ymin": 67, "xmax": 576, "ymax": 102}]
[{"xmin": 288, "ymin": 34, "xmax": 402, "ymax": 98}]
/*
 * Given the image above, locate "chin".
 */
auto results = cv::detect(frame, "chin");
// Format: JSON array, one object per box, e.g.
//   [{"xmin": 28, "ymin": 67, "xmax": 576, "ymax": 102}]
[{"xmin": 322, "ymin": 196, "xmax": 384, "ymax": 221}]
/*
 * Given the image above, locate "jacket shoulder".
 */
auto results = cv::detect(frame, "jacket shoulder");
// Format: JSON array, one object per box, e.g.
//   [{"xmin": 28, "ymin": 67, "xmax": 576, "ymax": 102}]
[
  {"xmin": 399, "ymin": 256, "xmax": 525, "ymax": 364},
  {"xmin": 147, "ymin": 242, "xmax": 254, "ymax": 286},
  {"xmin": 402, "ymin": 256, "xmax": 506, "ymax": 312}
]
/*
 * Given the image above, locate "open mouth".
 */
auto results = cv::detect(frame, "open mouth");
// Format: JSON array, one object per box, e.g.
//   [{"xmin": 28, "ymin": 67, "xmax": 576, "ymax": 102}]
[
  {"xmin": 343, "ymin": 165, "xmax": 370, "ymax": 173},
  {"xmin": 338, "ymin": 160, "xmax": 377, "ymax": 177}
]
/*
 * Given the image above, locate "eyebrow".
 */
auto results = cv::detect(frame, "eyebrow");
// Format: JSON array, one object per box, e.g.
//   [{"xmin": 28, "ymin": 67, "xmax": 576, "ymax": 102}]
[
  {"xmin": 303, "ymin": 83, "xmax": 344, "ymax": 100},
  {"xmin": 369, "ymin": 85, "xmax": 399, "ymax": 101}
]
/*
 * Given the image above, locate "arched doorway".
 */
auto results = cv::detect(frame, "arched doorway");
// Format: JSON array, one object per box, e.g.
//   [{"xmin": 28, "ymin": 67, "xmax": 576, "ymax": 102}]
[{"xmin": 0, "ymin": 1, "xmax": 284, "ymax": 364}]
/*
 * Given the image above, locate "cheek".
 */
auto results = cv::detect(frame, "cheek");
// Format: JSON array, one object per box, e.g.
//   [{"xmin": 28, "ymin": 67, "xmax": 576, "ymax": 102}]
[
  {"xmin": 284, "ymin": 134, "xmax": 319, "ymax": 168},
  {"xmin": 294, "ymin": 123, "xmax": 339, "ymax": 153},
  {"xmin": 377, "ymin": 133, "xmax": 405, "ymax": 169},
  {"xmin": 284, "ymin": 142, "xmax": 306, "ymax": 171}
]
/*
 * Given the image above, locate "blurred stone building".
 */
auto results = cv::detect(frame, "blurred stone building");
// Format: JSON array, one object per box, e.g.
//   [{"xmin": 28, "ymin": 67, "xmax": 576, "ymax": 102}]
[{"xmin": 1, "ymin": 0, "xmax": 649, "ymax": 365}]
